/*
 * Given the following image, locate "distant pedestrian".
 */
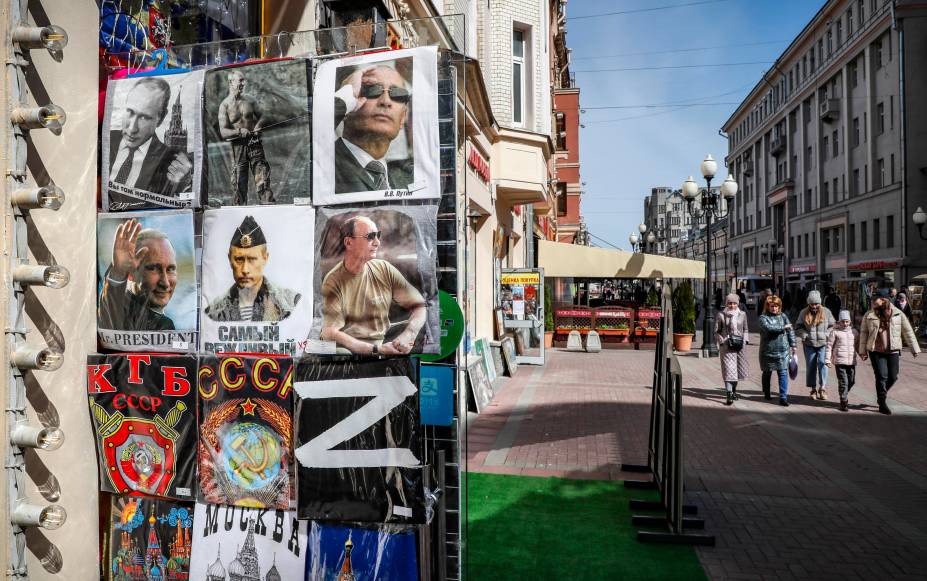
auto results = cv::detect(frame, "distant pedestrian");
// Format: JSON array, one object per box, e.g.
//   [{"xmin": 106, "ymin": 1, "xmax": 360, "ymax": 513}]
[
  {"xmin": 824, "ymin": 288, "xmax": 842, "ymax": 320},
  {"xmin": 715, "ymin": 293, "xmax": 749, "ymax": 406},
  {"xmin": 757, "ymin": 288, "xmax": 773, "ymax": 314},
  {"xmin": 825, "ymin": 310, "xmax": 858, "ymax": 412},
  {"xmin": 794, "ymin": 290, "xmax": 836, "ymax": 401},
  {"xmin": 713, "ymin": 288, "xmax": 723, "ymax": 311},
  {"xmin": 737, "ymin": 288, "xmax": 746, "ymax": 308},
  {"xmin": 889, "ymin": 287, "xmax": 898, "ymax": 300},
  {"xmin": 758, "ymin": 295, "xmax": 797, "ymax": 407},
  {"xmin": 894, "ymin": 292, "xmax": 913, "ymax": 322},
  {"xmin": 858, "ymin": 291, "xmax": 920, "ymax": 415}
]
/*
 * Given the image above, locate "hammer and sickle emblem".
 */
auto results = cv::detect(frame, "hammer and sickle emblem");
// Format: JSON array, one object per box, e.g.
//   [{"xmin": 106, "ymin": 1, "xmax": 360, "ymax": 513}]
[{"xmin": 230, "ymin": 433, "xmax": 269, "ymax": 475}]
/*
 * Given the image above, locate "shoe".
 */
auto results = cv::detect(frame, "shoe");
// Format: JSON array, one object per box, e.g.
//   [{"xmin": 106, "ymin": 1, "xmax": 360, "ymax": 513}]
[
  {"xmin": 810, "ymin": 389, "xmax": 819, "ymax": 400},
  {"xmin": 733, "ymin": 389, "xmax": 741, "ymax": 400},
  {"xmin": 763, "ymin": 387, "xmax": 771, "ymax": 400},
  {"xmin": 879, "ymin": 402, "xmax": 892, "ymax": 415},
  {"xmin": 839, "ymin": 400, "xmax": 848, "ymax": 412},
  {"xmin": 819, "ymin": 389, "xmax": 828, "ymax": 401},
  {"xmin": 725, "ymin": 392, "xmax": 734, "ymax": 406},
  {"xmin": 780, "ymin": 398, "xmax": 790, "ymax": 407}
]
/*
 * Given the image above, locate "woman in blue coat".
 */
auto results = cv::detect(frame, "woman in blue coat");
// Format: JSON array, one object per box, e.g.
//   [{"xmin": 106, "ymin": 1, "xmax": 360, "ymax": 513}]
[{"xmin": 758, "ymin": 295, "xmax": 797, "ymax": 406}]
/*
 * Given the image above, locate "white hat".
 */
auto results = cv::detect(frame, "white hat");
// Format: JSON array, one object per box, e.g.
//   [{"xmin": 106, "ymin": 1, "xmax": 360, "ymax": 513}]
[{"xmin": 838, "ymin": 310, "xmax": 851, "ymax": 321}]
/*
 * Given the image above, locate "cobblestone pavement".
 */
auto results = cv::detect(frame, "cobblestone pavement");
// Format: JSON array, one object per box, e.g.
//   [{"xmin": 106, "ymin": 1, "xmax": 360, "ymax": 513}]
[{"xmin": 466, "ymin": 346, "xmax": 927, "ymax": 580}]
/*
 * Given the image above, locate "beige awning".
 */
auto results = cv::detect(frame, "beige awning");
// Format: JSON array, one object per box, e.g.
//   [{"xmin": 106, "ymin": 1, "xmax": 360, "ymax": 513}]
[{"xmin": 538, "ymin": 240, "xmax": 705, "ymax": 279}]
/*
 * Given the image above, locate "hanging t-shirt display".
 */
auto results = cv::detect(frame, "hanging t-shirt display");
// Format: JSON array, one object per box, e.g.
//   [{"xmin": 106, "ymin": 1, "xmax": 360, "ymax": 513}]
[
  {"xmin": 305, "ymin": 204, "xmax": 439, "ymax": 356},
  {"xmin": 197, "ymin": 354, "xmax": 294, "ymax": 509},
  {"xmin": 200, "ymin": 205, "xmax": 314, "ymax": 355},
  {"xmin": 106, "ymin": 495, "xmax": 194, "ymax": 581},
  {"xmin": 306, "ymin": 522, "xmax": 419, "ymax": 581},
  {"xmin": 101, "ymin": 70, "xmax": 204, "ymax": 210},
  {"xmin": 87, "ymin": 354, "xmax": 198, "ymax": 500},
  {"xmin": 312, "ymin": 45, "xmax": 440, "ymax": 206},
  {"xmin": 97, "ymin": 210, "xmax": 198, "ymax": 352},
  {"xmin": 188, "ymin": 502, "xmax": 307, "ymax": 580},
  {"xmin": 202, "ymin": 58, "xmax": 312, "ymax": 206},
  {"xmin": 294, "ymin": 357, "xmax": 425, "ymax": 523}
]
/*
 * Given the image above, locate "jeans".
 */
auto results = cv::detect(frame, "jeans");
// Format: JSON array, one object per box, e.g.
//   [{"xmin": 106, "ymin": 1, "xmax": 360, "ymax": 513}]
[
  {"xmin": 835, "ymin": 364, "xmax": 856, "ymax": 402},
  {"xmin": 762, "ymin": 369, "xmax": 789, "ymax": 399},
  {"xmin": 869, "ymin": 351, "xmax": 900, "ymax": 401},
  {"xmin": 804, "ymin": 344, "xmax": 828, "ymax": 389}
]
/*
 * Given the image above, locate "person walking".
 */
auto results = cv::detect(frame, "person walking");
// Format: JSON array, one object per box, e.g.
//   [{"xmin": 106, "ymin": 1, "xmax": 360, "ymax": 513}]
[
  {"xmin": 858, "ymin": 291, "xmax": 920, "ymax": 415},
  {"xmin": 794, "ymin": 290, "xmax": 836, "ymax": 401},
  {"xmin": 894, "ymin": 292, "xmax": 914, "ymax": 322},
  {"xmin": 824, "ymin": 288, "xmax": 842, "ymax": 320},
  {"xmin": 825, "ymin": 310, "xmax": 858, "ymax": 412},
  {"xmin": 758, "ymin": 295, "xmax": 796, "ymax": 406},
  {"xmin": 715, "ymin": 293, "xmax": 749, "ymax": 406}
]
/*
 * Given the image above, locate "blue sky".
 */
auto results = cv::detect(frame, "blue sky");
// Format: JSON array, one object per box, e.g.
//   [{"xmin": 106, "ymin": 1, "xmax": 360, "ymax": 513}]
[{"xmin": 568, "ymin": 0, "xmax": 826, "ymax": 250}]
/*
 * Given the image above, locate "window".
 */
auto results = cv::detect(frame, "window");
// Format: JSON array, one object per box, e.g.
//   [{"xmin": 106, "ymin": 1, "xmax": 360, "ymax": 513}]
[
  {"xmin": 833, "ymin": 130, "xmax": 839, "ymax": 157},
  {"xmin": 853, "ymin": 117, "xmax": 860, "ymax": 146},
  {"xmin": 850, "ymin": 223, "xmax": 856, "ymax": 252},
  {"xmin": 850, "ymin": 60, "xmax": 858, "ymax": 88},
  {"xmin": 853, "ymin": 168, "xmax": 861, "ymax": 196},
  {"xmin": 859, "ymin": 0, "xmax": 865, "ymax": 22},
  {"xmin": 837, "ymin": 20, "xmax": 843, "ymax": 46},
  {"xmin": 848, "ymin": 7, "xmax": 854, "ymax": 35},
  {"xmin": 810, "ymin": 48, "xmax": 816, "ymax": 73},
  {"xmin": 863, "ymin": 112, "xmax": 868, "ymax": 141},
  {"xmin": 512, "ymin": 28, "xmax": 526, "ymax": 127},
  {"xmin": 805, "ymin": 188, "xmax": 813, "ymax": 212},
  {"xmin": 873, "ymin": 218, "xmax": 881, "ymax": 250},
  {"xmin": 887, "ymin": 215, "xmax": 895, "ymax": 248},
  {"xmin": 824, "ymin": 229, "xmax": 831, "ymax": 255},
  {"xmin": 887, "ymin": 32, "xmax": 893, "ymax": 61},
  {"xmin": 827, "ymin": 30, "xmax": 833, "ymax": 56},
  {"xmin": 804, "ymin": 233, "xmax": 810, "ymax": 256},
  {"xmin": 823, "ymin": 181, "xmax": 830, "ymax": 206},
  {"xmin": 876, "ymin": 40, "xmax": 883, "ymax": 69},
  {"xmin": 823, "ymin": 136, "xmax": 830, "ymax": 159},
  {"xmin": 861, "ymin": 221, "xmax": 868, "ymax": 251},
  {"xmin": 890, "ymin": 95, "xmax": 894, "ymax": 129},
  {"xmin": 878, "ymin": 102, "xmax": 885, "ymax": 134},
  {"xmin": 834, "ymin": 227, "xmax": 842, "ymax": 253},
  {"xmin": 890, "ymin": 154, "xmax": 895, "ymax": 183},
  {"xmin": 813, "ymin": 234, "xmax": 816, "ymax": 256},
  {"xmin": 834, "ymin": 178, "xmax": 840, "ymax": 202},
  {"xmin": 806, "ymin": 145, "xmax": 813, "ymax": 168},
  {"xmin": 878, "ymin": 158, "xmax": 885, "ymax": 188}
]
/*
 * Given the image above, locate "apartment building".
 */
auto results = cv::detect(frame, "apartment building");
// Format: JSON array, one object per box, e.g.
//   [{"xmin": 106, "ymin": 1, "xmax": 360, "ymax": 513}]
[{"xmin": 721, "ymin": 0, "xmax": 927, "ymax": 293}]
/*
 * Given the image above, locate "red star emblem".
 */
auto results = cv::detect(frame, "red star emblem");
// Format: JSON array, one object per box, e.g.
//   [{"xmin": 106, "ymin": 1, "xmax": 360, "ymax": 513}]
[{"xmin": 240, "ymin": 398, "xmax": 258, "ymax": 416}]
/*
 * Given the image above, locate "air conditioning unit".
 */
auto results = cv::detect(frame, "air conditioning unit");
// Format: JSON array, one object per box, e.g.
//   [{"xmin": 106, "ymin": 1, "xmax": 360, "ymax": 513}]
[
  {"xmin": 820, "ymin": 99, "xmax": 840, "ymax": 122},
  {"xmin": 770, "ymin": 136, "xmax": 786, "ymax": 156}
]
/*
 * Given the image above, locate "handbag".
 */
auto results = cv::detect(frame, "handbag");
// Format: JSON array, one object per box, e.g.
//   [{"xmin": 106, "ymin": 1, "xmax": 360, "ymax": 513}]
[
  {"xmin": 724, "ymin": 311, "xmax": 744, "ymax": 350},
  {"xmin": 788, "ymin": 354, "xmax": 799, "ymax": 380}
]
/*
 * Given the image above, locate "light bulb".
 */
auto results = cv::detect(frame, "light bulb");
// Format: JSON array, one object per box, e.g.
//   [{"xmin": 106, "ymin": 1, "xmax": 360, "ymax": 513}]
[
  {"xmin": 11, "ymin": 502, "xmax": 67, "ymax": 530},
  {"xmin": 11, "ymin": 345, "xmax": 64, "ymax": 371},
  {"xmin": 11, "ymin": 424, "xmax": 65, "ymax": 451},
  {"xmin": 11, "ymin": 104, "xmax": 67, "ymax": 134},
  {"xmin": 11, "ymin": 186, "xmax": 66, "ymax": 210},
  {"xmin": 13, "ymin": 264, "xmax": 70, "ymax": 289},
  {"xmin": 12, "ymin": 25, "xmax": 68, "ymax": 51}
]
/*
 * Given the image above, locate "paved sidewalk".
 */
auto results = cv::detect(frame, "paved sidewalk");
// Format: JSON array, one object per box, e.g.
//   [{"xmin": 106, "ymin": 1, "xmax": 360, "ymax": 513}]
[{"xmin": 467, "ymin": 347, "xmax": 927, "ymax": 580}]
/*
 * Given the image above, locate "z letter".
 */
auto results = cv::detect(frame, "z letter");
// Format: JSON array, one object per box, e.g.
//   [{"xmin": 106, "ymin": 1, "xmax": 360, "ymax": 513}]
[{"xmin": 294, "ymin": 376, "xmax": 421, "ymax": 469}]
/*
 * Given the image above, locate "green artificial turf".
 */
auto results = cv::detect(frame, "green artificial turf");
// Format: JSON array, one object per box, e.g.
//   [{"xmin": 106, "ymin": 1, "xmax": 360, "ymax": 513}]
[{"xmin": 466, "ymin": 472, "xmax": 707, "ymax": 580}]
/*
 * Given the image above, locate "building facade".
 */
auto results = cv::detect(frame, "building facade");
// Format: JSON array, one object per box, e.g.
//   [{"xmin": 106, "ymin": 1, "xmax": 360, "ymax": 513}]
[
  {"xmin": 551, "ymin": 0, "xmax": 583, "ymax": 244},
  {"xmin": 722, "ymin": 0, "xmax": 926, "ymax": 295}
]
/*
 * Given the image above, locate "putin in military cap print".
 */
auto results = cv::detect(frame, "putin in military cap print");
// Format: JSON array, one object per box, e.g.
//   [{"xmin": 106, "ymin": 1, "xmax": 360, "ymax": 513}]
[{"xmin": 205, "ymin": 215, "xmax": 301, "ymax": 322}]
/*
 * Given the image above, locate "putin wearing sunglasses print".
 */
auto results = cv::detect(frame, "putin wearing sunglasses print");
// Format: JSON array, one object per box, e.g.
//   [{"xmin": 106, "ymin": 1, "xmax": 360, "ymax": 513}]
[
  {"xmin": 332, "ymin": 60, "xmax": 414, "ymax": 194},
  {"xmin": 320, "ymin": 216, "xmax": 426, "ymax": 355}
]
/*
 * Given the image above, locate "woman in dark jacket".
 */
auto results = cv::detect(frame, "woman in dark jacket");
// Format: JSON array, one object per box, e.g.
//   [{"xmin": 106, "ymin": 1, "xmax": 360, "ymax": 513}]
[{"xmin": 758, "ymin": 295, "xmax": 797, "ymax": 406}]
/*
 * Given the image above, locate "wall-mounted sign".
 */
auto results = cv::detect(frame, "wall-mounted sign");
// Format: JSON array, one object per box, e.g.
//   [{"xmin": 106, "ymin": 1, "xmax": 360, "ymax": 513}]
[
  {"xmin": 467, "ymin": 145, "xmax": 490, "ymax": 183},
  {"xmin": 789, "ymin": 263, "xmax": 817, "ymax": 273},
  {"xmin": 848, "ymin": 260, "xmax": 899, "ymax": 270}
]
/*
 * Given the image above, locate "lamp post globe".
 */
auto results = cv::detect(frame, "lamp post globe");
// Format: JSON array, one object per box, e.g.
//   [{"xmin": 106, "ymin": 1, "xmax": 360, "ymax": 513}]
[
  {"xmin": 721, "ymin": 174, "xmax": 738, "ymax": 200},
  {"xmin": 647, "ymin": 232, "xmax": 656, "ymax": 244},
  {"xmin": 682, "ymin": 176, "xmax": 699, "ymax": 201},
  {"xmin": 629, "ymin": 233, "xmax": 638, "ymax": 248},
  {"xmin": 700, "ymin": 154, "xmax": 717, "ymax": 180},
  {"xmin": 639, "ymin": 223, "xmax": 648, "ymax": 234}
]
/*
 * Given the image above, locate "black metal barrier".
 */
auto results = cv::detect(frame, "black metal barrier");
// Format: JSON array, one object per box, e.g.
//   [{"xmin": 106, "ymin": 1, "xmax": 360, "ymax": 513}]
[{"xmin": 620, "ymin": 283, "xmax": 715, "ymax": 545}]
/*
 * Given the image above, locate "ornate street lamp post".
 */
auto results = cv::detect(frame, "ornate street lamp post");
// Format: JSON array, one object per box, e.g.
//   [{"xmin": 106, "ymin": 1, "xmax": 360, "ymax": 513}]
[{"xmin": 682, "ymin": 155, "xmax": 737, "ymax": 357}]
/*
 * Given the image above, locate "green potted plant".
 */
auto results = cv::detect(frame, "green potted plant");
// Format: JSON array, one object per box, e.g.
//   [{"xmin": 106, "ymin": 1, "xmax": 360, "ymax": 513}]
[
  {"xmin": 646, "ymin": 287, "xmax": 660, "ymax": 307},
  {"xmin": 671, "ymin": 280, "xmax": 696, "ymax": 351},
  {"xmin": 544, "ymin": 283, "xmax": 555, "ymax": 348}
]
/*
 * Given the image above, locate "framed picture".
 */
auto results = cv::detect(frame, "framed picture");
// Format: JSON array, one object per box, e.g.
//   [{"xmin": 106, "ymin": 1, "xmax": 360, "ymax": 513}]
[
  {"xmin": 493, "ymin": 307, "xmax": 505, "ymax": 340},
  {"xmin": 467, "ymin": 357, "xmax": 493, "ymax": 413},
  {"xmin": 500, "ymin": 336, "xmax": 518, "ymax": 377},
  {"xmin": 312, "ymin": 45, "xmax": 440, "ymax": 205},
  {"xmin": 101, "ymin": 70, "xmax": 204, "ymax": 210}
]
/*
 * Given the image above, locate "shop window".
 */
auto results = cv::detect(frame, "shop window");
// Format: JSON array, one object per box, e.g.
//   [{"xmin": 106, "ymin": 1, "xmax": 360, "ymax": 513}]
[{"xmin": 319, "ymin": 0, "xmax": 392, "ymax": 53}]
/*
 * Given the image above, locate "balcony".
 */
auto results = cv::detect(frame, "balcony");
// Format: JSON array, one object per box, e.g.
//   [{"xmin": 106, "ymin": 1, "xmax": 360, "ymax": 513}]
[
  {"xmin": 770, "ymin": 136, "xmax": 786, "ymax": 157},
  {"xmin": 492, "ymin": 127, "xmax": 554, "ymax": 209},
  {"xmin": 820, "ymin": 99, "xmax": 840, "ymax": 123}
]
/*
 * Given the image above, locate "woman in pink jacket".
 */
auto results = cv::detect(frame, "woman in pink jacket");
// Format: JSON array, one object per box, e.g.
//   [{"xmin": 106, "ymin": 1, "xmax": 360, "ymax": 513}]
[{"xmin": 825, "ymin": 310, "xmax": 858, "ymax": 412}]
